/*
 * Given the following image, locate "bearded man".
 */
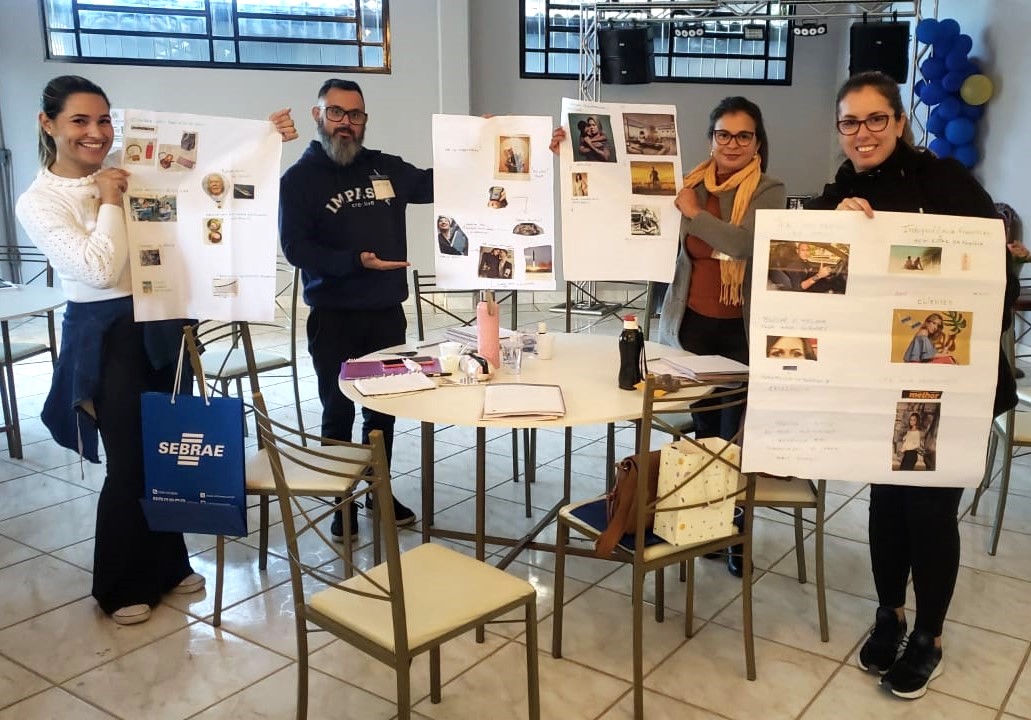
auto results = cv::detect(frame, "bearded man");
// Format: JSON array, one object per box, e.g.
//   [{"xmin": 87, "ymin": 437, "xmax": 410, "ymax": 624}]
[{"xmin": 280, "ymin": 78, "xmax": 432, "ymax": 539}]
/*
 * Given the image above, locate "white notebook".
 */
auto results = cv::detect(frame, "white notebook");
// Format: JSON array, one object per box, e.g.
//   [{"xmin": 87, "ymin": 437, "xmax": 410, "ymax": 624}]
[
  {"xmin": 353, "ymin": 372, "xmax": 436, "ymax": 397},
  {"xmin": 482, "ymin": 383, "xmax": 565, "ymax": 420}
]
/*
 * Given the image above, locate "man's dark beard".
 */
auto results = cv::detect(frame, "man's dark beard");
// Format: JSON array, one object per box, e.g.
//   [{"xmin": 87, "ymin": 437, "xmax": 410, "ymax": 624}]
[{"xmin": 317, "ymin": 120, "xmax": 365, "ymax": 167}]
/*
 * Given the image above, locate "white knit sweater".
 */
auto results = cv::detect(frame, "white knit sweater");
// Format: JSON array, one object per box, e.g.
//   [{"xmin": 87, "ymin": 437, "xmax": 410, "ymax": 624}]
[{"xmin": 15, "ymin": 169, "xmax": 131, "ymax": 303}]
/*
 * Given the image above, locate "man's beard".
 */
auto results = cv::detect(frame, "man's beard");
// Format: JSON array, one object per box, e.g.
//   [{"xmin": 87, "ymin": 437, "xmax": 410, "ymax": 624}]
[{"xmin": 317, "ymin": 119, "xmax": 365, "ymax": 167}]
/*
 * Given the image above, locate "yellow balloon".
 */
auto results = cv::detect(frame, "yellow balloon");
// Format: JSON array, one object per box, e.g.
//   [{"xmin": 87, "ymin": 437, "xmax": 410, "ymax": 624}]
[{"xmin": 960, "ymin": 74, "xmax": 994, "ymax": 106}]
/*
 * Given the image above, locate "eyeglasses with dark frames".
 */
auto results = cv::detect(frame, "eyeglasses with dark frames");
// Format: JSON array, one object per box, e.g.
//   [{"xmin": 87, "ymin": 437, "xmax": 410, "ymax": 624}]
[
  {"xmin": 320, "ymin": 105, "xmax": 368, "ymax": 124},
  {"xmin": 836, "ymin": 114, "xmax": 891, "ymax": 135},
  {"xmin": 712, "ymin": 129, "xmax": 756, "ymax": 146}
]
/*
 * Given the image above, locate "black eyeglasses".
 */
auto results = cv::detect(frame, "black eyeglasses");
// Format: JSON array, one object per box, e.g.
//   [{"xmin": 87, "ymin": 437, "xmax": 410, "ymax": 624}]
[
  {"xmin": 713, "ymin": 130, "xmax": 756, "ymax": 146},
  {"xmin": 320, "ymin": 105, "xmax": 368, "ymax": 124},
  {"xmin": 836, "ymin": 114, "xmax": 891, "ymax": 135}
]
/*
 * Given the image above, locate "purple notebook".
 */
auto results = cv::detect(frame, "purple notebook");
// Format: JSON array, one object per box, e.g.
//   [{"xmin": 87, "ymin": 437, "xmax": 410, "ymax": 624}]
[{"xmin": 340, "ymin": 358, "xmax": 441, "ymax": 380}]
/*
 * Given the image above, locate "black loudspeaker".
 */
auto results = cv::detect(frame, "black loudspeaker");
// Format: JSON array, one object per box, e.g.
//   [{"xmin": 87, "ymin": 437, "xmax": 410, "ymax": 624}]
[
  {"xmin": 598, "ymin": 27, "xmax": 654, "ymax": 84},
  {"xmin": 849, "ymin": 22, "xmax": 911, "ymax": 83}
]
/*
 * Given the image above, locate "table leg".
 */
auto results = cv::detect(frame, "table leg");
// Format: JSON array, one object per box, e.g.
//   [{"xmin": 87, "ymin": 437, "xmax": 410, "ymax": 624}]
[
  {"xmin": 563, "ymin": 427, "xmax": 573, "ymax": 503},
  {"xmin": 476, "ymin": 426, "xmax": 486, "ymax": 643},
  {"xmin": 421, "ymin": 421, "xmax": 435, "ymax": 544},
  {"xmin": 605, "ymin": 422, "xmax": 616, "ymax": 493},
  {"xmin": 1, "ymin": 321, "xmax": 23, "ymax": 460}
]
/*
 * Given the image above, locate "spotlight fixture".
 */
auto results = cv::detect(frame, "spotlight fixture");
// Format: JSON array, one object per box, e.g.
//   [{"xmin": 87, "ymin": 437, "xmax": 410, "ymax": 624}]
[
  {"xmin": 672, "ymin": 22, "xmax": 705, "ymax": 39},
  {"xmin": 743, "ymin": 24, "xmax": 766, "ymax": 41},
  {"xmin": 793, "ymin": 21, "xmax": 827, "ymax": 36}
]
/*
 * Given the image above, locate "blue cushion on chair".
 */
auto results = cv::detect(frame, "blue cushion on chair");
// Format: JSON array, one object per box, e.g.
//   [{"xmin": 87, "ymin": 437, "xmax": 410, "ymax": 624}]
[{"xmin": 567, "ymin": 499, "xmax": 665, "ymax": 551}]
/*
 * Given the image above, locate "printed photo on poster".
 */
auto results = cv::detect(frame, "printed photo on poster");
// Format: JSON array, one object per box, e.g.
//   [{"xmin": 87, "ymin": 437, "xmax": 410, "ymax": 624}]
[
  {"xmin": 767, "ymin": 240, "xmax": 849, "ymax": 294},
  {"xmin": 139, "ymin": 248, "xmax": 162, "ymax": 267},
  {"xmin": 128, "ymin": 195, "xmax": 177, "ymax": 222},
  {"xmin": 630, "ymin": 205, "xmax": 660, "ymax": 236},
  {"xmin": 436, "ymin": 216, "xmax": 469, "ymax": 256},
  {"xmin": 891, "ymin": 309, "xmax": 972, "ymax": 365},
  {"xmin": 524, "ymin": 245, "xmax": 553, "ymax": 275},
  {"xmin": 630, "ymin": 161, "xmax": 676, "ymax": 196},
  {"xmin": 496, "ymin": 136, "xmax": 531, "ymax": 179},
  {"xmin": 891, "ymin": 397, "xmax": 941, "ymax": 471},
  {"xmin": 572, "ymin": 172, "xmax": 588, "ymax": 197},
  {"xmin": 888, "ymin": 245, "xmax": 942, "ymax": 274},
  {"xmin": 478, "ymin": 246, "xmax": 515, "ymax": 279},
  {"xmin": 487, "ymin": 186, "xmax": 508, "ymax": 208},
  {"xmin": 123, "ymin": 138, "xmax": 156, "ymax": 165},
  {"xmin": 204, "ymin": 217, "xmax": 224, "ymax": 245},
  {"xmin": 623, "ymin": 113, "xmax": 677, "ymax": 155},
  {"xmin": 766, "ymin": 335, "xmax": 818, "ymax": 361},
  {"xmin": 512, "ymin": 222, "xmax": 544, "ymax": 236},
  {"xmin": 233, "ymin": 183, "xmax": 255, "ymax": 199},
  {"xmin": 569, "ymin": 113, "xmax": 617, "ymax": 163},
  {"xmin": 202, "ymin": 173, "xmax": 229, "ymax": 208}
]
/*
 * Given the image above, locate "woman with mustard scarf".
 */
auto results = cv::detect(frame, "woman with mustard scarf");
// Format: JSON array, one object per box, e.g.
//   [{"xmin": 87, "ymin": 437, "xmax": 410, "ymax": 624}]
[{"xmin": 657, "ymin": 96, "xmax": 785, "ymax": 441}]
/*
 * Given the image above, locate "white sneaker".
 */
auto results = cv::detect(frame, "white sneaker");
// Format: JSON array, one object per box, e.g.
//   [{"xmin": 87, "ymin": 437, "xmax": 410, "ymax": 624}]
[
  {"xmin": 170, "ymin": 572, "xmax": 206, "ymax": 595},
  {"xmin": 112, "ymin": 604, "xmax": 151, "ymax": 625}
]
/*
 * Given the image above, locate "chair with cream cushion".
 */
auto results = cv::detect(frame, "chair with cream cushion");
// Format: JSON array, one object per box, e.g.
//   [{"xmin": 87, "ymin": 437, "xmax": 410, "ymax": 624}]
[
  {"xmin": 251, "ymin": 391, "xmax": 540, "ymax": 720},
  {"xmin": 551, "ymin": 377, "xmax": 755, "ymax": 720}
]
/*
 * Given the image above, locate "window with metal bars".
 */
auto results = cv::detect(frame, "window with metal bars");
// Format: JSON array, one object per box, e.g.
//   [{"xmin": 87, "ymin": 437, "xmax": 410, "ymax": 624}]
[
  {"xmin": 39, "ymin": 0, "xmax": 389, "ymax": 72},
  {"xmin": 521, "ymin": 0, "xmax": 793, "ymax": 85}
]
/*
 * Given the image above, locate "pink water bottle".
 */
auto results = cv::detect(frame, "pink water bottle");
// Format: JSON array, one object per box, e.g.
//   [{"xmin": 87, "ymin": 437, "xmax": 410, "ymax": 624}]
[{"xmin": 476, "ymin": 290, "xmax": 500, "ymax": 368}]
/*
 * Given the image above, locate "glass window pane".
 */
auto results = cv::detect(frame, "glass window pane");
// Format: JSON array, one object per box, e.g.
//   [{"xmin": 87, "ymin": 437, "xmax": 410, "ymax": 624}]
[
  {"xmin": 239, "ymin": 18, "xmax": 356, "ymax": 41},
  {"xmin": 525, "ymin": 51, "xmax": 545, "ymax": 73},
  {"xmin": 361, "ymin": 1, "xmax": 384, "ymax": 42},
  {"xmin": 547, "ymin": 52, "xmax": 577, "ymax": 75},
  {"xmin": 214, "ymin": 39, "xmax": 236, "ymax": 62},
  {"xmin": 362, "ymin": 45, "xmax": 384, "ymax": 68},
  {"xmin": 79, "ymin": 10, "xmax": 207, "ymax": 35},
  {"xmin": 48, "ymin": 31, "xmax": 78, "ymax": 56}
]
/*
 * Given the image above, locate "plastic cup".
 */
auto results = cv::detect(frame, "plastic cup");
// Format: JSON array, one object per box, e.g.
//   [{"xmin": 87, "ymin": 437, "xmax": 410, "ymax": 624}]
[{"xmin": 500, "ymin": 340, "xmax": 523, "ymax": 374}]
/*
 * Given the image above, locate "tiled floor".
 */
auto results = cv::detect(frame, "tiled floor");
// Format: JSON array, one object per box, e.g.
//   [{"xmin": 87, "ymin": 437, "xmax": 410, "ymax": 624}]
[{"xmin": 1, "ymin": 301, "xmax": 1030, "ymax": 720}]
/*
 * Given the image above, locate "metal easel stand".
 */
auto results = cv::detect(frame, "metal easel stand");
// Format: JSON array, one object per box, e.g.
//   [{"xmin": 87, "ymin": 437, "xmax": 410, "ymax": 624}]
[{"xmin": 549, "ymin": 281, "xmax": 623, "ymax": 317}]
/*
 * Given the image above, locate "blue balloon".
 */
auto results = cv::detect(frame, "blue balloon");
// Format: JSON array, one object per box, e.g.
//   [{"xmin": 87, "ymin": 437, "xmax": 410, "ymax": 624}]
[
  {"xmin": 945, "ymin": 48, "xmax": 971, "ymax": 72},
  {"xmin": 953, "ymin": 143, "xmax": 979, "ymax": 168},
  {"xmin": 933, "ymin": 35, "xmax": 956, "ymax": 56},
  {"xmin": 961, "ymin": 103, "xmax": 985, "ymax": 121},
  {"xmin": 921, "ymin": 56, "xmax": 947, "ymax": 81},
  {"xmin": 942, "ymin": 71, "xmax": 966, "ymax": 93},
  {"xmin": 952, "ymin": 34, "xmax": 973, "ymax": 56},
  {"xmin": 945, "ymin": 117, "xmax": 976, "ymax": 145},
  {"xmin": 914, "ymin": 79, "xmax": 926, "ymax": 96},
  {"xmin": 926, "ymin": 108, "xmax": 947, "ymax": 136},
  {"xmin": 929, "ymin": 137, "xmax": 954, "ymax": 158},
  {"xmin": 920, "ymin": 82, "xmax": 946, "ymax": 106},
  {"xmin": 916, "ymin": 17, "xmax": 939, "ymax": 44},
  {"xmin": 938, "ymin": 18, "xmax": 961, "ymax": 40},
  {"xmin": 939, "ymin": 95, "xmax": 962, "ymax": 119}
]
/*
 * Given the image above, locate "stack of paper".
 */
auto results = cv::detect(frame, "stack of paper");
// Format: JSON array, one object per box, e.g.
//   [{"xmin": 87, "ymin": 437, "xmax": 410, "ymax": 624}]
[
  {"xmin": 444, "ymin": 326, "xmax": 517, "ymax": 345},
  {"xmin": 482, "ymin": 384, "xmax": 565, "ymax": 420},
  {"xmin": 353, "ymin": 373, "xmax": 436, "ymax": 397},
  {"xmin": 650, "ymin": 356, "xmax": 749, "ymax": 382}
]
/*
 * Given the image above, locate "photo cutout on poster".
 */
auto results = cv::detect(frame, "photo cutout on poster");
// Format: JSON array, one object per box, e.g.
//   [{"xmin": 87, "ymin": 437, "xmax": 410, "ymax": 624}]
[
  {"xmin": 157, "ymin": 131, "xmax": 198, "ymax": 171},
  {"xmin": 891, "ymin": 309, "xmax": 972, "ymax": 365},
  {"xmin": 569, "ymin": 113, "xmax": 617, "ymax": 163},
  {"xmin": 139, "ymin": 248, "xmax": 162, "ymax": 267},
  {"xmin": 212, "ymin": 276, "xmax": 239, "ymax": 297},
  {"xmin": 572, "ymin": 172, "xmax": 588, "ymax": 197},
  {"xmin": 436, "ymin": 215, "xmax": 469, "ymax": 256},
  {"xmin": 891, "ymin": 395, "xmax": 942, "ymax": 471},
  {"xmin": 487, "ymin": 186, "xmax": 508, "ymax": 209},
  {"xmin": 623, "ymin": 113, "xmax": 677, "ymax": 155},
  {"xmin": 524, "ymin": 245, "xmax": 553, "ymax": 275},
  {"xmin": 204, "ymin": 217, "xmax": 224, "ymax": 245},
  {"xmin": 202, "ymin": 173, "xmax": 229, "ymax": 208},
  {"xmin": 496, "ymin": 135, "xmax": 531, "ymax": 179},
  {"xmin": 512, "ymin": 222, "xmax": 544, "ymax": 237},
  {"xmin": 767, "ymin": 240, "xmax": 850, "ymax": 294},
  {"xmin": 123, "ymin": 138, "xmax": 156, "ymax": 166},
  {"xmin": 766, "ymin": 335, "xmax": 818, "ymax": 364},
  {"xmin": 128, "ymin": 195, "xmax": 177, "ymax": 222},
  {"xmin": 233, "ymin": 184, "xmax": 255, "ymax": 199},
  {"xmin": 478, "ymin": 246, "xmax": 515, "ymax": 280},
  {"xmin": 630, "ymin": 205, "xmax": 660, "ymax": 236},
  {"xmin": 630, "ymin": 161, "xmax": 676, "ymax": 196},
  {"xmin": 888, "ymin": 244, "xmax": 943, "ymax": 274}
]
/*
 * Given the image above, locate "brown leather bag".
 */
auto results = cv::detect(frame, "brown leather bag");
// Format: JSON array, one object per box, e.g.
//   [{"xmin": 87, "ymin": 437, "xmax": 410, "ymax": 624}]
[{"xmin": 594, "ymin": 449, "xmax": 662, "ymax": 557}]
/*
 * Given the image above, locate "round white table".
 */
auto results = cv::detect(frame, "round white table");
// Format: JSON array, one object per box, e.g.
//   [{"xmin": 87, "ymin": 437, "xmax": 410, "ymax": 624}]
[
  {"xmin": 340, "ymin": 333, "xmax": 703, "ymax": 573},
  {"xmin": 1, "ymin": 286, "xmax": 66, "ymax": 459}
]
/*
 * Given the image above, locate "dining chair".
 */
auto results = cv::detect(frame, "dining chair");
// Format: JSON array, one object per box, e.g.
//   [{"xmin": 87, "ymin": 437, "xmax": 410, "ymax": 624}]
[
  {"xmin": 251, "ymin": 390, "xmax": 541, "ymax": 720},
  {"xmin": 0, "ymin": 246, "xmax": 58, "ymax": 458},
  {"xmin": 971, "ymin": 323, "xmax": 1026, "ymax": 555},
  {"xmin": 182, "ymin": 322, "xmax": 372, "ymax": 627},
  {"xmin": 551, "ymin": 376, "xmax": 755, "ymax": 720}
]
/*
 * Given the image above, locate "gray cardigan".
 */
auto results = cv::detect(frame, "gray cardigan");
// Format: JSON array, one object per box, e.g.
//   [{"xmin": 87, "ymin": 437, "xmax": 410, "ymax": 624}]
[{"xmin": 657, "ymin": 175, "xmax": 787, "ymax": 348}]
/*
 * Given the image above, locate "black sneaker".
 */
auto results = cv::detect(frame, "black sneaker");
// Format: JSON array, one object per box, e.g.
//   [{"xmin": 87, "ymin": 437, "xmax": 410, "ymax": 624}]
[
  {"xmin": 882, "ymin": 630, "xmax": 943, "ymax": 699},
  {"xmin": 366, "ymin": 494, "xmax": 417, "ymax": 527},
  {"xmin": 858, "ymin": 606, "xmax": 907, "ymax": 674},
  {"xmin": 330, "ymin": 501, "xmax": 360, "ymax": 543}
]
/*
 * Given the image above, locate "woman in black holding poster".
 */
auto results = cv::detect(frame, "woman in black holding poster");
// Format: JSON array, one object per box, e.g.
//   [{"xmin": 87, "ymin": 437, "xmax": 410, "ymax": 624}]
[{"xmin": 807, "ymin": 71, "xmax": 1016, "ymax": 700}]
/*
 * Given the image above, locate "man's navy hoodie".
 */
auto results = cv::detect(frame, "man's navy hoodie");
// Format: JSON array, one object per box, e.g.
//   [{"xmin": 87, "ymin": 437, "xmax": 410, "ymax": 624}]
[{"xmin": 280, "ymin": 140, "xmax": 433, "ymax": 309}]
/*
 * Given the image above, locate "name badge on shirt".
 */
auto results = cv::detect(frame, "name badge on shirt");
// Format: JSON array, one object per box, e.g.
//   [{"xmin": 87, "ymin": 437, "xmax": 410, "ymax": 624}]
[{"xmin": 370, "ymin": 175, "xmax": 395, "ymax": 200}]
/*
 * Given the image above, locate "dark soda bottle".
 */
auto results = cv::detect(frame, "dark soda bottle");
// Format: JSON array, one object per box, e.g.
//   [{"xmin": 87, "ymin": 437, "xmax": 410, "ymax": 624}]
[{"xmin": 618, "ymin": 315, "xmax": 644, "ymax": 390}]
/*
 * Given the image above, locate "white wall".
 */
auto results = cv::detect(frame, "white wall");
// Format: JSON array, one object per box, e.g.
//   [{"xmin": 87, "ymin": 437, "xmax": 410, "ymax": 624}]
[{"xmin": 0, "ymin": 0, "xmax": 470, "ymax": 273}]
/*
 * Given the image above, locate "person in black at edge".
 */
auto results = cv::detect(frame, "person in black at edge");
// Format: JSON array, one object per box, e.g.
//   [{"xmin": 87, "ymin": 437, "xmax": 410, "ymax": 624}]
[
  {"xmin": 807, "ymin": 71, "xmax": 1017, "ymax": 701},
  {"xmin": 280, "ymin": 79, "xmax": 431, "ymax": 541}
]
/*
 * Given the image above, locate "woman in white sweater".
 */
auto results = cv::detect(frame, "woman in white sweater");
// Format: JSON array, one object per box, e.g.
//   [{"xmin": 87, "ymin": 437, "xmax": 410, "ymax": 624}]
[{"xmin": 16, "ymin": 76, "xmax": 295, "ymax": 625}]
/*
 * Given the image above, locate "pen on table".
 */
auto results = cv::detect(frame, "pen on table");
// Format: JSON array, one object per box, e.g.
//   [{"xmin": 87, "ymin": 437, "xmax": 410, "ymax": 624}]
[{"xmin": 425, "ymin": 372, "xmax": 452, "ymax": 378}]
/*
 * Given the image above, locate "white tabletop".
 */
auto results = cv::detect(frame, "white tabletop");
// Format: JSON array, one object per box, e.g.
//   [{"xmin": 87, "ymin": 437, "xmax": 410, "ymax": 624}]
[
  {"xmin": 0, "ymin": 286, "xmax": 66, "ymax": 322},
  {"xmin": 340, "ymin": 333, "xmax": 702, "ymax": 429}
]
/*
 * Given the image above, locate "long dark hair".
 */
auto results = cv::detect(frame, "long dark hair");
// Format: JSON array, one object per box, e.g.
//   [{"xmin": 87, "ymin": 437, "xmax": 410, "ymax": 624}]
[
  {"xmin": 38, "ymin": 75, "xmax": 110, "ymax": 168},
  {"xmin": 835, "ymin": 71, "xmax": 915, "ymax": 145},
  {"xmin": 707, "ymin": 96, "xmax": 770, "ymax": 172}
]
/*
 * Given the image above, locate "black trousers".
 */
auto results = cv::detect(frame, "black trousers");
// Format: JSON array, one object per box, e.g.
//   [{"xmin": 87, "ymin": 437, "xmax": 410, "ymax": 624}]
[
  {"xmin": 868, "ymin": 483, "xmax": 964, "ymax": 637},
  {"xmin": 677, "ymin": 308, "xmax": 748, "ymax": 441},
  {"xmin": 92, "ymin": 315, "xmax": 193, "ymax": 614},
  {"xmin": 307, "ymin": 305, "xmax": 407, "ymax": 464}
]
